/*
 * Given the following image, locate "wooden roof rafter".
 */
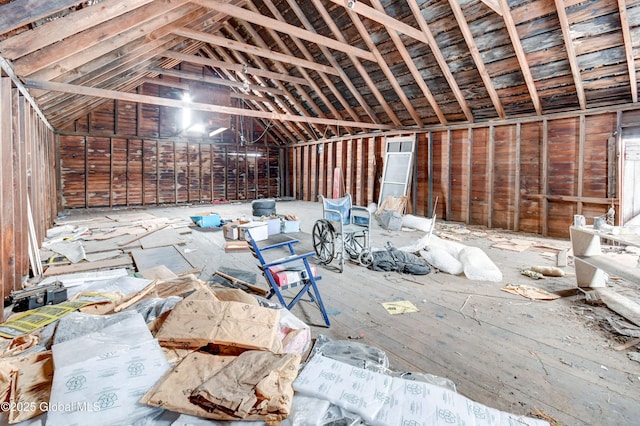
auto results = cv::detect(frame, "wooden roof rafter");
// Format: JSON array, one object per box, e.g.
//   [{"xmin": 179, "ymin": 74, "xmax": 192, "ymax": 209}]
[
  {"xmin": 325, "ymin": 0, "xmax": 473, "ymax": 122},
  {"xmin": 270, "ymin": 0, "xmax": 363, "ymax": 130},
  {"xmin": 448, "ymin": 0, "xmax": 505, "ymax": 119},
  {"xmin": 221, "ymin": 22, "xmax": 321, "ymax": 140},
  {"xmin": 151, "ymin": 66, "xmax": 287, "ymax": 96},
  {"xmin": 200, "ymin": 45, "xmax": 301, "ymax": 142},
  {"xmin": 345, "ymin": 5, "xmax": 423, "ymax": 127},
  {"xmin": 163, "ymin": 50, "xmax": 311, "ymax": 87},
  {"xmin": 191, "ymin": 0, "xmax": 377, "ymax": 63},
  {"xmin": 0, "ymin": 0, "xmax": 157, "ymax": 60},
  {"xmin": 617, "ymin": 0, "xmax": 638, "ymax": 103},
  {"xmin": 498, "ymin": 0, "xmax": 542, "ymax": 115},
  {"xmin": 230, "ymin": 4, "xmax": 341, "ymax": 137},
  {"xmin": 24, "ymin": 79, "xmax": 396, "ymax": 130},
  {"xmin": 369, "ymin": 0, "xmax": 447, "ymax": 125},
  {"xmin": 405, "ymin": 0, "xmax": 474, "ymax": 122},
  {"xmin": 246, "ymin": 0, "xmax": 349, "ymax": 137},
  {"xmin": 32, "ymin": 9, "xmax": 212, "ymax": 113},
  {"xmin": 310, "ymin": 0, "xmax": 402, "ymax": 127},
  {"xmin": 13, "ymin": 0, "xmax": 191, "ymax": 77},
  {"xmin": 554, "ymin": 0, "xmax": 586, "ymax": 110},
  {"xmin": 172, "ymin": 27, "xmax": 339, "ymax": 76}
]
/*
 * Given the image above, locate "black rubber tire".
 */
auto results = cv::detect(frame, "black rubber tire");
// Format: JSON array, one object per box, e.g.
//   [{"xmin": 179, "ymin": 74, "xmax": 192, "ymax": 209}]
[
  {"xmin": 253, "ymin": 207, "xmax": 275, "ymax": 217},
  {"xmin": 252, "ymin": 199, "xmax": 276, "ymax": 209},
  {"xmin": 252, "ymin": 199, "xmax": 276, "ymax": 216}
]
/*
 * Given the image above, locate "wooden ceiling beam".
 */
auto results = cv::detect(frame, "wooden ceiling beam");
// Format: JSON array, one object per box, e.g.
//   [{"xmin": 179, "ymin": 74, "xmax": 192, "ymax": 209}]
[
  {"xmin": 406, "ymin": 0, "xmax": 474, "ymax": 122},
  {"xmin": 173, "ymin": 27, "xmax": 340, "ymax": 76},
  {"xmin": 151, "ymin": 67, "xmax": 287, "ymax": 96},
  {"xmin": 618, "ymin": 0, "xmax": 638, "ymax": 103},
  {"xmin": 32, "ymin": 7, "xmax": 212, "ymax": 105},
  {"xmin": 310, "ymin": 0, "xmax": 390, "ymax": 126},
  {"xmin": 24, "ymin": 79, "xmax": 395, "ymax": 130},
  {"xmin": 554, "ymin": 0, "xmax": 586, "ymax": 110},
  {"xmin": 163, "ymin": 50, "xmax": 310, "ymax": 87},
  {"xmin": 347, "ymin": 6, "xmax": 423, "ymax": 127},
  {"xmin": 498, "ymin": 0, "xmax": 542, "ymax": 115},
  {"xmin": 221, "ymin": 23, "xmax": 318, "ymax": 140},
  {"xmin": 14, "ymin": 0, "xmax": 190, "ymax": 76},
  {"xmin": 269, "ymin": 0, "xmax": 363, "ymax": 128},
  {"xmin": 243, "ymin": 0, "xmax": 344, "ymax": 136},
  {"xmin": 326, "ymin": 0, "xmax": 473, "ymax": 122},
  {"xmin": 201, "ymin": 45, "xmax": 301, "ymax": 142},
  {"xmin": 0, "ymin": 0, "xmax": 156, "ymax": 60},
  {"xmin": 191, "ymin": 0, "xmax": 377, "ymax": 63},
  {"xmin": 0, "ymin": 0, "xmax": 84, "ymax": 36},
  {"xmin": 448, "ymin": 0, "xmax": 505, "ymax": 119},
  {"xmin": 370, "ymin": 0, "xmax": 447, "ymax": 125}
]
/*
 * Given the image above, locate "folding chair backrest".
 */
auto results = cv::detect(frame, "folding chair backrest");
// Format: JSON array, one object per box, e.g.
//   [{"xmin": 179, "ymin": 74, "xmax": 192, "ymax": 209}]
[{"xmin": 322, "ymin": 194, "xmax": 352, "ymax": 225}]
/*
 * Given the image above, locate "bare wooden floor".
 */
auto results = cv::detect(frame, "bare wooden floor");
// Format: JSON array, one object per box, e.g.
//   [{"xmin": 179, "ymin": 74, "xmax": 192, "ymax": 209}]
[{"xmin": 58, "ymin": 200, "xmax": 640, "ymax": 426}]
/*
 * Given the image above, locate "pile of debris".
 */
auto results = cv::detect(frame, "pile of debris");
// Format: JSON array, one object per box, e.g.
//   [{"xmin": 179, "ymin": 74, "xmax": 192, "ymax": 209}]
[{"xmin": 0, "ymin": 270, "xmax": 552, "ymax": 425}]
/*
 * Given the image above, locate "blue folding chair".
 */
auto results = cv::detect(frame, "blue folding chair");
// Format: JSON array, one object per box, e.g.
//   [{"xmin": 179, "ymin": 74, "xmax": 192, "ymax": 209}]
[{"xmin": 245, "ymin": 229, "xmax": 330, "ymax": 327}]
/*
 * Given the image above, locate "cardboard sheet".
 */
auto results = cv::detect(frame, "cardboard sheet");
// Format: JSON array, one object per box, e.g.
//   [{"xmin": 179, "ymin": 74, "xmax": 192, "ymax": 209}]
[
  {"xmin": 141, "ymin": 350, "xmax": 300, "ymax": 422},
  {"xmin": 294, "ymin": 354, "xmax": 551, "ymax": 426},
  {"xmin": 155, "ymin": 288, "xmax": 282, "ymax": 353},
  {"xmin": 191, "ymin": 350, "xmax": 300, "ymax": 418},
  {"xmin": 0, "ymin": 351, "xmax": 53, "ymax": 424}
]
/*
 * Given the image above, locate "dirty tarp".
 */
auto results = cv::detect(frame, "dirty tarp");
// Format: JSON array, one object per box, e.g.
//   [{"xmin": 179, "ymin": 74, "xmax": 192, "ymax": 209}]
[
  {"xmin": 154, "ymin": 287, "xmax": 283, "ymax": 353},
  {"xmin": 141, "ymin": 350, "xmax": 300, "ymax": 423},
  {"xmin": 370, "ymin": 245, "xmax": 431, "ymax": 275}
]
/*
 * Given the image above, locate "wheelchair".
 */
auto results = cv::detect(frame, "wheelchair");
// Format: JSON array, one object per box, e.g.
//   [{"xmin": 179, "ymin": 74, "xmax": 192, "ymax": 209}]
[{"xmin": 312, "ymin": 194, "xmax": 372, "ymax": 273}]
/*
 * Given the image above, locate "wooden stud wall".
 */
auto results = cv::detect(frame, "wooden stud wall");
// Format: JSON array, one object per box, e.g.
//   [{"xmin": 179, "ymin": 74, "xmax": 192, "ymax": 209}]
[
  {"xmin": 287, "ymin": 111, "xmax": 619, "ymax": 238},
  {"xmin": 58, "ymin": 81, "xmax": 281, "ymax": 208},
  {"xmin": 0, "ymin": 78, "xmax": 57, "ymax": 305}
]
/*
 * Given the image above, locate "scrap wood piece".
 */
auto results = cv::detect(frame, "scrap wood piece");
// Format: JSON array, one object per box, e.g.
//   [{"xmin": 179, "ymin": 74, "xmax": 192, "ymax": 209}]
[
  {"xmin": 118, "ymin": 224, "xmax": 169, "ymax": 247},
  {"xmin": 596, "ymin": 288, "xmax": 640, "ymax": 327},
  {"xmin": 42, "ymin": 255, "xmax": 132, "ymax": 277},
  {"xmin": 492, "ymin": 242, "xmax": 530, "ymax": 252},
  {"xmin": 614, "ymin": 337, "xmax": 640, "ymax": 351},
  {"xmin": 212, "ymin": 270, "xmax": 268, "ymax": 296},
  {"xmin": 381, "ymin": 300, "xmax": 419, "ymax": 315},
  {"xmin": 501, "ymin": 284, "xmax": 561, "ymax": 301},
  {"xmin": 224, "ymin": 240, "xmax": 250, "ymax": 252}
]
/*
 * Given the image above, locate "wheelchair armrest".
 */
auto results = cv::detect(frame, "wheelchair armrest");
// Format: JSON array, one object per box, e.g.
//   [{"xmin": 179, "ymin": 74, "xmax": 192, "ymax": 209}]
[{"xmin": 350, "ymin": 205, "xmax": 371, "ymax": 226}]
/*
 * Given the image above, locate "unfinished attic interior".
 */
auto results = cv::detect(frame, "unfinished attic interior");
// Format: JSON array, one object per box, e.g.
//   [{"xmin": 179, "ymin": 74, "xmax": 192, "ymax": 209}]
[{"xmin": 2, "ymin": 0, "xmax": 640, "ymax": 424}]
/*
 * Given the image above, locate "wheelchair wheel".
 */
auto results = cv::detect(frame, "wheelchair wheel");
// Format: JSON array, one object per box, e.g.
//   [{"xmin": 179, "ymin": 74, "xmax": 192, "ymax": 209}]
[
  {"xmin": 359, "ymin": 249, "xmax": 373, "ymax": 267},
  {"xmin": 312, "ymin": 219, "xmax": 335, "ymax": 265},
  {"xmin": 343, "ymin": 231, "xmax": 367, "ymax": 260}
]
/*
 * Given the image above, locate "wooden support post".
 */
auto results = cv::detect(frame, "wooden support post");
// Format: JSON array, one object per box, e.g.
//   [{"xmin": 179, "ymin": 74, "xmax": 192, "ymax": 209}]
[
  {"xmin": 542, "ymin": 119, "xmax": 549, "ymax": 236},
  {"xmin": 446, "ymin": 129, "xmax": 452, "ymax": 220},
  {"xmin": 577, "ymin": 115, "xmax": 585, "ymax": 215},
  {"xmin": 514, "ymin": 123, "xmax": 521, "ymax": 231},
  {"xmin": 466, "ymin": 128, "xmax": 473, "ymax": 224},
  {"xmin": 488, "ymin": 125, "xmax": 495, "ymax": 228}
]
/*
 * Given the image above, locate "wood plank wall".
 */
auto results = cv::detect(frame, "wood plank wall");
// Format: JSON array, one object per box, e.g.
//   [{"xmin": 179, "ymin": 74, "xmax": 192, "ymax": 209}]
[
  {"xmin": 0, "ymin": 78, "xmax": 57, "ymax": 308},
  {"xmin": 286, "ymin": 112, "xmax": 619, "ymax": 238},
  {"xmin": 58, "ymin": 82, "xmax": 281, "ymax": 208}
]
